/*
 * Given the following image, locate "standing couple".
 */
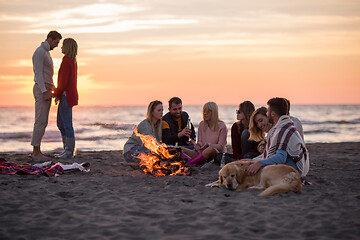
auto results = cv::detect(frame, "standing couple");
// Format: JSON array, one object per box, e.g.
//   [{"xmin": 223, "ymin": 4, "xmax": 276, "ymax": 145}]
[{"xmin": 31, "ymin": 30, "xmax": 79, "ymax": 160}]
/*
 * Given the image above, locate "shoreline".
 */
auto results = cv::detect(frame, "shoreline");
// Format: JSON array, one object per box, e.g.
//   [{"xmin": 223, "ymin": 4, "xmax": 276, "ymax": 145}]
[
  {"xmin": 1, "ymin": 142, "xmax": 360, "ymax": 239},
  {"xmin": 1, "ymin": 141, "xmax": 360, "ymax": 155}
]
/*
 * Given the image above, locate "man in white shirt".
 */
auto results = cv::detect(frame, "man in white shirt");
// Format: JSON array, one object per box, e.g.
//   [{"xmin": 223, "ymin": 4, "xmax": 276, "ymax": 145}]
[{"xmin": 31, "ymin": 30, "xmax": 62, "ymax": 160}]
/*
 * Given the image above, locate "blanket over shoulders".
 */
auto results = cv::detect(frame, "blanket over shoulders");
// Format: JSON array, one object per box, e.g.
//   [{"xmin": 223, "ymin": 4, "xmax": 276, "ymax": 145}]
[{"xmin": 257, "ymin": 115, "xmax": 310, "ymax": 177}]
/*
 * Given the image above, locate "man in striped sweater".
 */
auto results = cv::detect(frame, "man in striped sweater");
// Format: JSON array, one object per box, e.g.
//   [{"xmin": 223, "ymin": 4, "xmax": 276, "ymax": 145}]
[{"xmin": 246, "ymin": 97, "xmax": 309, "ymax": 181}]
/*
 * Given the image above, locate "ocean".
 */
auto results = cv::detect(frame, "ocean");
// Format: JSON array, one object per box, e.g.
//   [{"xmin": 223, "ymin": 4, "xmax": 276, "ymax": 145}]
[{"xmin": 1, "ymin": 105, "xmax": 360, "ymax": 153}]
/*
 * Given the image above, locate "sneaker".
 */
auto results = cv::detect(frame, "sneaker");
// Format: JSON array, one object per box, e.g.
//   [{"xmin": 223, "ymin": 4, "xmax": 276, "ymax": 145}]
[{"xmin": 55, "ymin": 151, "xmax": 74, "ymax": 159}]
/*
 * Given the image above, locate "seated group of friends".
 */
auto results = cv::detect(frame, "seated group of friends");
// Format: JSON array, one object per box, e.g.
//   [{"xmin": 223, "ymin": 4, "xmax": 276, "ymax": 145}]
[{"xmin": 123, "ymin": 97, "xmax": 309, "ymax": 180}]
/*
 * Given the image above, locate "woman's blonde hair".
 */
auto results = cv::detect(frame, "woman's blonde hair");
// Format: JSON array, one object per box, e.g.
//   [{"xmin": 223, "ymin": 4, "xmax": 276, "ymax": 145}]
[
  {"xmin": 62, "ymin": 38, "xmax": 78, "ymax": 61},
  {"xmin": 202, "ymin": 102, "xmax": 222, "ymax": 131},
  {"xmin": 249, "ymin": 107, "xmax": 268, "ymax": 142},
  {"xmin": 146, "ymin": 100, "xmax": 163, "ymax": 141}
]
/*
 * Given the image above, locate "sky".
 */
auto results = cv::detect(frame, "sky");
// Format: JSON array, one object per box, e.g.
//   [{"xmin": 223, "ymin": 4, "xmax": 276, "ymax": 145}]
[{"xmin": 0, "ymin": 0, "xmax": 359, "ymax": 106}]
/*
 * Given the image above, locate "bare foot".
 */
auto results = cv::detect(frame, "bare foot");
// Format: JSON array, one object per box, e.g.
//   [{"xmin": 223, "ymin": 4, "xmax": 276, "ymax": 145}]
[{"xmin": 31, "ymin": 153, "xmax": 52, "ymax": 161}]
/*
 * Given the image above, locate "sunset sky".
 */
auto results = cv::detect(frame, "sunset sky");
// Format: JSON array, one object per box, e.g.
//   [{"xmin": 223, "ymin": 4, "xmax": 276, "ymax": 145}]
[{"xmin": 0, "ymin": 0, "xmax": 359, "ymax": 106}]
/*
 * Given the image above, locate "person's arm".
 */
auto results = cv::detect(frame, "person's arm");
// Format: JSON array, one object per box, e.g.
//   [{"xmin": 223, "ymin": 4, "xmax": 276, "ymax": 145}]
[
  {"xmin": 260, "ymin": 149, "xmax": 287, "ymax": 166},
  {"xmin": 231, "ymin": 123, "xmax": 242, "ymax": 159},
  {"xmin": 54, "ymin": 60, "xmax": 70, "ymax": 99},
  {"xmin": 195, "ymin": 121, "xmax": 204, "ymax": 151},
  {"xmin": 296, "ymin": 122, "xmax": 304, "ymax": 140},
  {"xmin": 137, "ymin": 121, "xmax": 156, "ymax": 138},
  {"xmin": 246, "ymin": 150, "xmax": 287, "ymax": 175},
  {"xmin": 208, "ymin": 122, "xmax": 228, "ymax": 152},
  {"xmin": 33, "ymin": 50, "xmax": 47, "ymax": 93}
]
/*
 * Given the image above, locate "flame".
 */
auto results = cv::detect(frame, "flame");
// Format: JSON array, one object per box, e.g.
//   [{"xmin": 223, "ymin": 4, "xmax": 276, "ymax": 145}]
[
  {"xmin": 133, "ymin": 128, "xmax": 188, "ymax": 176},
  {"xmin": 134, "ymin": 128, "xmax": 174, "ymax": 159}
]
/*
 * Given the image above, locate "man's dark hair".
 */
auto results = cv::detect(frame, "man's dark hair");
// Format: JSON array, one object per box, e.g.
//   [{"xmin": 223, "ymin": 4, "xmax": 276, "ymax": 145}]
[
  {"xmin": 47, "ymin": 30, "xmax": 62, "ymax": 40},
  {"xmin": 267, "ymin": 97, "xmax": 288, "ymax": 117},
  {"xmin": 284, "ymin": 98, "xmax": 290, "ymax": 115},
  {"xmin": 168, "ymin": 97, "xmax": 182, "ymax": 109}
]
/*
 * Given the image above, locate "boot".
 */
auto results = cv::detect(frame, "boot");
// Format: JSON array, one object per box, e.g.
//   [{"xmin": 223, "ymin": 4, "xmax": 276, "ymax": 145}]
[
  {"xmin": 56, "ymin": 136, "xmax": 67, "ymax": 157},
  {"xmin": 55, "ymin": 137, "xmax": 75, "ymax": 159},
  {"xmin": 187, "ymin": 153, "xmax": 206, "ymax": 165},
  {"xmin": 181, "ymin": 152, "xmax": 191, "ymax": 161},
  {"xmin": 62, "ymin": 136, "xmax": 66, "ymax": 149}
]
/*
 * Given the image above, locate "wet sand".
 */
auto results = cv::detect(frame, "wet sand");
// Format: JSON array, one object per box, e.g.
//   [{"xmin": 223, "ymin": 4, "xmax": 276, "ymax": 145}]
[{"xmin": 1, "ymin": 142, "xmax": 359, "ymax": 240}]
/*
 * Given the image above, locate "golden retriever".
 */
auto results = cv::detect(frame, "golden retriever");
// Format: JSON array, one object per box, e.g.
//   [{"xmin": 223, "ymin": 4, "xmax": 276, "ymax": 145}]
[{"xmin": 207, "ymin": 161, "xmax": 302, "ymax": 197}]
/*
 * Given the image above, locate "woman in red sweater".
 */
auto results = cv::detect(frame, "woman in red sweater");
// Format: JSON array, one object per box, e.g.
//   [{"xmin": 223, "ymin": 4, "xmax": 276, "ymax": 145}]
[{"xmin": 53, "ymin": 38, "xmax": 78, "ymax": 158}]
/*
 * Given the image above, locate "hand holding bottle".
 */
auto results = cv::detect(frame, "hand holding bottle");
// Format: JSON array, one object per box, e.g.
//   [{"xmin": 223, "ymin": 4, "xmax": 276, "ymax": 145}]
[{"xmin": 257, "ymin": 139, "xmax": 266, "ymax": 153}]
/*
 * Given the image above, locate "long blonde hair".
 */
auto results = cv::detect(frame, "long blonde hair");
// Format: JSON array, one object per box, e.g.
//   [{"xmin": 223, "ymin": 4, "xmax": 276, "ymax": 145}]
[
  {"xmin": 62, "ymin": 38, "xmax": 78, "ymax": 61},
  {"xmin": 249, "ymin": 107, "xmax": 268, "ymax": 142},
  {"xmin": 146, "ymin": 100, "xmax": 163, "ymax": 141},
  {"xmin": 202, "ymin": 102, "xmax": 222, "ymax": 131}
]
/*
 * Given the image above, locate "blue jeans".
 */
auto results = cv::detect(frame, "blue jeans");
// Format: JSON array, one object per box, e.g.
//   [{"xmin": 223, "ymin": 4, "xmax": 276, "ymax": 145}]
[{"xmin": 57, "ymin": 95, "xmax": 74, "ymax": 138}]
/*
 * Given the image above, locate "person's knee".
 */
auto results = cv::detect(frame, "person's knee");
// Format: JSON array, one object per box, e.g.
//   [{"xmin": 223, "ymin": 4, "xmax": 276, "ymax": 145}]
[
  {"xmin": 213, "ymin": 148, "xmax": 219, "ymax": 154},
  {"xmin": 34, "ymin": 120, "xmax": 48, "ymax": 129},
  {"xmin": 204, "ymin": 146, "xmax": 216, "ymax": 154},
  {"xmin": 202, "ymin": 146, "xmax": 217, "ymax": 159}
]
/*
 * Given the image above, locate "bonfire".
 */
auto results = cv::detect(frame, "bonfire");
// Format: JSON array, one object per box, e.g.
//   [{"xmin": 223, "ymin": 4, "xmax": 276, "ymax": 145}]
[{"xmin": 133, "ymin": 129, "xmax": 190, "ymax": 176}]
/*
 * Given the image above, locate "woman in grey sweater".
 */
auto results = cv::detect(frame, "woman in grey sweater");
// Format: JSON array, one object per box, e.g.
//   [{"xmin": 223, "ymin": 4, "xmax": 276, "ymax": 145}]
[{"xmin": 123, "ymin": 100, "xmax": 163, "ymax": 162}]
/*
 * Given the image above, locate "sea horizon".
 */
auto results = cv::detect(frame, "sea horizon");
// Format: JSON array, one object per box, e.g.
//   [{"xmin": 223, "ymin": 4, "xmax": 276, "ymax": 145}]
[
  {"xmin": 1, "ymin": 104, "xmax": 360, "ymax": 153},
  {"xmin": 1, "ymin": 103, "xmax": 360, "ymax": 108}
]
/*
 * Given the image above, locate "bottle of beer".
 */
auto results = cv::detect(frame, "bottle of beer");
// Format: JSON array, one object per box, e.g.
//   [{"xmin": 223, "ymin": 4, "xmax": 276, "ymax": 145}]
[
  {"xmin": 186, "ymin": 118, "xmax": 192, "ymax": 142},
  {"xmin": 220, "ymin": 153, "xmax": 226, "ymax": 168}
]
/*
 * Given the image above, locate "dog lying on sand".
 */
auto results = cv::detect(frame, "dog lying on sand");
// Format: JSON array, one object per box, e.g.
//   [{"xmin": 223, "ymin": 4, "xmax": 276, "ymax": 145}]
[{"xmin": 206, "ymin": 160, "xmax": 302, "ymax": 197}]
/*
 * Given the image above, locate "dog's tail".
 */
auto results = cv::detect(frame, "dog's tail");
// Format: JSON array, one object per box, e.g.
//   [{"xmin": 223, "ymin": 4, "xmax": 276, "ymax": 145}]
[{"xmin": 258, "ymin": 172, "xmax": 303, "ymax": 197}]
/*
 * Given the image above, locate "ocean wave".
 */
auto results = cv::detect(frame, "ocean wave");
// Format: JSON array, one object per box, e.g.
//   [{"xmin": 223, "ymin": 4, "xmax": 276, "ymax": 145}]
[
  {"xmin": 303, "ymin": 119, "xmax": 360, "ymax": 125},
  {"xmin": 76, "ymin": 134, "xmax": 129, "ymax": 141},
  {"xmin": 0, "ymin": 132, "xmax": 31, "ymax": 140},
  {"xmin": 87, "ymin": 122, "xmax": 136, "ymax": 130},
  {"xmin": 304, "ymin": 130, "xmax": 337, "ymax": 135},
  {"xmin": 0, "ymin": 132, "xmax": 129, "ymax": 142}
]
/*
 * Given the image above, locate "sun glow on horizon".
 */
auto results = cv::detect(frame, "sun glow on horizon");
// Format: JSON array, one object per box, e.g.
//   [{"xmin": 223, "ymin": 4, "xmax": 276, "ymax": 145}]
[{"xmin": 0, "ymin": 0, "xmax": 359, "ymax": 107}]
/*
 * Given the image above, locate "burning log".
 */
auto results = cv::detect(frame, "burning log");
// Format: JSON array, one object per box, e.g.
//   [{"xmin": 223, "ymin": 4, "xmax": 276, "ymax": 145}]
[
  {"xmin": 136, "ymin": 151, "xmax": 190, "ymax": 176},
  {"xmin": 132, "ymin": 129, "xmax": 190, "ymax": 176}
]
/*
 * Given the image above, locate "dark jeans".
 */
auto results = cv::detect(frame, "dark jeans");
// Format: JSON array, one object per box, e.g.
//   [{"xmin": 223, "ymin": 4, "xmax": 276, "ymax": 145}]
[
  {"xmin": 214, "ymin": 153, "xmax": 237, "ymax": 165},
  {"xmin": 243, "ymin": 152, "xmax": 261, "ymax": 159},
  {"xmin": 214, "ymin": 152, "xmax": 260, "ymax": 165},
  {"xmin": 57, "ymin": 95, "xmax": 74, "ymax": 138},
  {"xmin": 182, "ymin": 144, "xmax": 195, "ymax": 151}
]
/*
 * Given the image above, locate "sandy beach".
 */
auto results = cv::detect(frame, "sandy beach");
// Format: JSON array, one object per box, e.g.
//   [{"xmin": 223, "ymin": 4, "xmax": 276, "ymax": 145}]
[{"xmin": 0, "ymin": 142, "xmax": 359, "ymax": 240}]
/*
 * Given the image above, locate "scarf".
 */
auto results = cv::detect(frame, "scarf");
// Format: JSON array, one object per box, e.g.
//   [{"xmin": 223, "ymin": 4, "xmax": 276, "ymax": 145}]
[{"xmin": 263, "ymin": 115, "xmax": 310, "ymax": 177}]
